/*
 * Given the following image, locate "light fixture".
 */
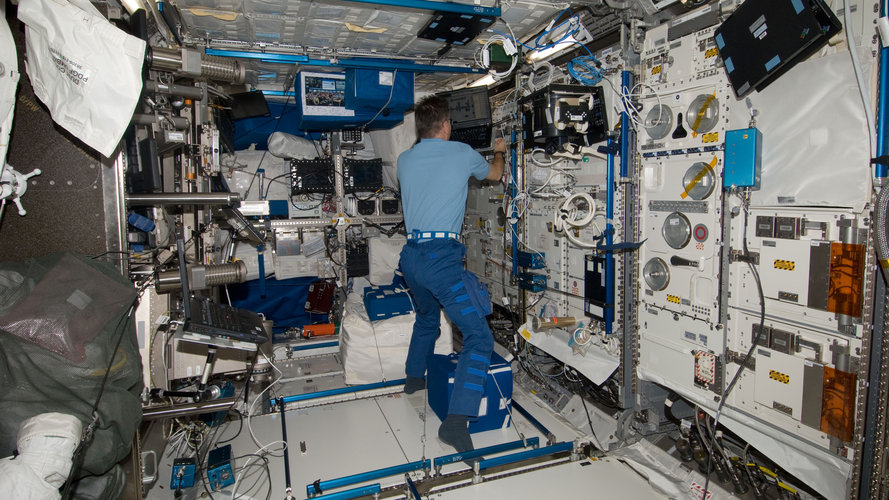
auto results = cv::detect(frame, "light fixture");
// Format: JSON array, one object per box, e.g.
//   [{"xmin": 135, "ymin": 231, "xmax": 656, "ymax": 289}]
[
  {"xmin": 470, "ymin": 74, "xmax": 496, "ymax": 87},
  {"xmin": 527, "ymin": 35, "xmax": 578, "ymax": 62}
]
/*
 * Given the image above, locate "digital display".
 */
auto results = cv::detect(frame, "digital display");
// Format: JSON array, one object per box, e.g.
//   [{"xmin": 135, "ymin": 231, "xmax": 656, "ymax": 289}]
[
  {"xmin": 304, "ymin": 76, "xmax": 346, "ymax": 107},
  {"xmin": 300, "ymin": 72, "xmax": 354, "ymax": 118},
  {"xmin": 442, "ymin": 87, "xmax": 492, "ymax": 126}
]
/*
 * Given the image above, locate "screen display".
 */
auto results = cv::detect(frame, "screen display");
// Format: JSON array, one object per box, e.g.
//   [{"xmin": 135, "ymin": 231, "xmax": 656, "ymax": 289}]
[
  {"xmin": 300, "ymin": 72, "xmax": 354, "ymax": 117},
  {"xmin": 442, "ymin": 87, "xmax": 492, "ymax": 126},
  {"xmin": 304, "ymin": 76, "xmax": 345, "ymax": 107}
]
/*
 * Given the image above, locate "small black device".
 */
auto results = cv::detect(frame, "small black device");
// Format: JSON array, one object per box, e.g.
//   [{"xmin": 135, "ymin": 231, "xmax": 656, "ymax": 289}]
[
  {"xmin": 521, "ymin": 84, "xmax": 609, "ymax": 154},
  {"xmin": 440, "ymin": 87, "xmax": 494, "ymax": 151},
  {"xmin": 357, "ymin": 199, "xmax": 377, "ymax": 215},
  {"xmin": 347, "ymin": 242, "xmax": 370, "ymax": 277},
  {"xmin": 343, "ymin": 158, "xmax": 383, "ymax": 193},
  {"xmin": 229, "ymin": 91, "xmax": 270, "ymax": 120},
  {"xmin": 291, "ymin": 158, "xmax": 334, "ymax": 195},
  {"xmin": 381, "ymin": 198, "xmax": 400, "ymax": 215},
  {"xmin": 417, "ymin": 11, "xmax": 496, "ymax": 46},
  {"xmin": 714, "ymin": 0, "xmax": 841, "ymax": 97},
  {"xmin": 584, "ymin": 255, "xmax": 610, "ymax": 321},
  {"xmin": 128, "ymin": 136, "xmax": 162, "ymax": 193}
]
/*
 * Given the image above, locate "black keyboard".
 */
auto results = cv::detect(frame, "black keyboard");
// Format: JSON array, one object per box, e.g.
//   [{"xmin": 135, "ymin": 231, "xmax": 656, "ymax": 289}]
[
  {"xmin": 450, "ymin": 124, "xmax": 493, "ymax": 150},
  {"xmin": 186, "ymin": 297, "xmax": 267, "ymax": 344}
]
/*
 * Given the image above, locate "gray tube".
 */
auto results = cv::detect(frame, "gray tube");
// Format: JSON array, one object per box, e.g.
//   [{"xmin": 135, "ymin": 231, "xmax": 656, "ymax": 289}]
[
  {"xmin": 127, "ymin": 192, "xmax": 241, "ymax": 206},
  {"xmin": 144, "ymin": 80, "xmax": 204, "ymax": 100},
  {"xmin": 132, "ymin": 113, "xmax": 190, "ymax": 129},
  {"xmin": 142, "ymin": 399, "xmax": 236, "ymax": 420}
]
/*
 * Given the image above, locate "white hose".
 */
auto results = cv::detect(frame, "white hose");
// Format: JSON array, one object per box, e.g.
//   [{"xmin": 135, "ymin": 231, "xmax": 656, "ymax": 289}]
[{"xmin": 553, "ymin": 192, "xmax": 598, "ymax": 248}]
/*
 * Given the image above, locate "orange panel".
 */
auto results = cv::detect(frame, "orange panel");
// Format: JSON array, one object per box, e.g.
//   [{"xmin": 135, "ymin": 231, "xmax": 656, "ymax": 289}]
[
  {"xmin": 827, "ymin": 243, "xmax": 865, "ymax": 317},
  {"xmin": 821, "ymin": 366, "xmax": 856, "ymax": 442}
]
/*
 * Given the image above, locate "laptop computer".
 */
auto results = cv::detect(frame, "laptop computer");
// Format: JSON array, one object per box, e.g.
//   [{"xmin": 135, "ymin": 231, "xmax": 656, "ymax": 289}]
[
  {"xmin": 440, "ymin": 87, "xmax": 494, "ymax": 151},
  {"xmin": 175, "ymin": 232, "xmax": 268, "ymax": 349}
]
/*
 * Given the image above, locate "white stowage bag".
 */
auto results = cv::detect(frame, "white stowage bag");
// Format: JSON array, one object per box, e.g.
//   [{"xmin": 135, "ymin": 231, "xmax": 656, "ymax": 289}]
[
  {"xmin": 266, "ymin": 132, "xmax": 319, "ymax": 159},
  {"xmin": 367, "ymin": 235, "xmax": 406, "ymax": 285},
  {"xmin": 341, "ymin": 278, "xmax": 453, "ymax": 385},
  {"xmin": 17, "ymin": 0, "xmax": 145, "ymax": 158},
  {"xmin": 0, "ymin": 412, "xmax": 82, "ymax": 500}
]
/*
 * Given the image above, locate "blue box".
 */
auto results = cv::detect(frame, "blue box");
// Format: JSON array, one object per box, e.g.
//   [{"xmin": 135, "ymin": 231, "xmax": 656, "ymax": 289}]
[
  {"xmin": 428, "ymin": 352, "xmax": 512, "ymax": 433},
  {"xmin": 170, "ymin": 458, "xmax": 196, "ymax": 489},
  {"xmin": 516, "ymin": 250, "xmax": 545, "ymax": 269},
  {"xmin": 363, "ymin": 285, "xmax": 414, "ymax": 321},
  {"xmin": 724, "ymin": 127, "xmax": 762, "ymax": 190},
  {"xmin": 207, "ymin": 445, "xmax": 235, "ymax": 491},
  {"xmin": 344, "ymin": 69, "xmax": 414, "ymax": 113}
]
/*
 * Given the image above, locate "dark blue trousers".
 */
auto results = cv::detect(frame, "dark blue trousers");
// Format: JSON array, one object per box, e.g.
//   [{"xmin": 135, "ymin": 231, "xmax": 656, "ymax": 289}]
[{"xmin": 399, "ymin": 239, "xmax": 493, "ymax": 417}]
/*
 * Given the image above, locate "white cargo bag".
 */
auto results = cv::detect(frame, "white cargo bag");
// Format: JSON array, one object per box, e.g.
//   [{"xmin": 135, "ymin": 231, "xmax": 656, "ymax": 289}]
[
  {"xmin": 341, "ymin": 278, "xmax": 452, "ymax": 385},
  {"xmin": 18, "ymin": 0, "xmax": 145, "ymax": 158}
]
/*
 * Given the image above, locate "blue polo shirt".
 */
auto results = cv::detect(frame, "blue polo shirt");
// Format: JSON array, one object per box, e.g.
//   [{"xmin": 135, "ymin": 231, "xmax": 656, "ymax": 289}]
[{"xmin": 397, "ymin": 138, "xmax": 490, "ymax": 234}]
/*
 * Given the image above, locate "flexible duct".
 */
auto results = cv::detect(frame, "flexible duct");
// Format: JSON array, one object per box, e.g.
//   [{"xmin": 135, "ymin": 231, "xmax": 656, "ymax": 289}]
[
  {"xmin": 155, "ymin": 261, "xmax": 248, "ymax": 293},
  {"xmin": 874, "ymin": 187, "xmax": 889, "ymax": 284},
  {"xmin": 147, "ymin": 47, "xmax": 245, "ymax": 84}
]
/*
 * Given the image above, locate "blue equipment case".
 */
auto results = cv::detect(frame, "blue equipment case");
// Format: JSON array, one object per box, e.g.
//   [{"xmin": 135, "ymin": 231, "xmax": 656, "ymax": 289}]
[
  {"xmin": 363, "ymin": 284, "xmax": 414, "ymax": 321},
  {"xmin": 207, "ymin": 445, "xmax": 235, "ymax": 491},
  {"xmin": 428, "ymin": 351, "xmax": 513, "ymax": 433}
]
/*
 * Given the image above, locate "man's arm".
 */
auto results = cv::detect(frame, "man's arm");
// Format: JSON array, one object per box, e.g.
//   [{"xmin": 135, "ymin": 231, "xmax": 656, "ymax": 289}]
[{"xmin": 486, "ymin": 138, "xmax": 507, "ymax": 181}]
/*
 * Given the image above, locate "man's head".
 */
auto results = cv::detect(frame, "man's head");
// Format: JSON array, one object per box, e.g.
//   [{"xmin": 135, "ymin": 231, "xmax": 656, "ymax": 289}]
[{"xmin": 414, "ymin": 95, "xmax": 450, "ymax": 139}]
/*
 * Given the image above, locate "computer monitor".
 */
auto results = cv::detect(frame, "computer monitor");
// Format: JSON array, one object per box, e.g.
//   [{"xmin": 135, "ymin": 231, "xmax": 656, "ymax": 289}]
[
  {"xmin": 299, "ymin": 71, "xmax": 354, "ymax": 118},
  {"xmin": 439, "ymin": 87, "xmax": 493, "ymax": 150},
  {"xmin": 441, "ymin": 87, "xmax": 492, "ymax": 128}
]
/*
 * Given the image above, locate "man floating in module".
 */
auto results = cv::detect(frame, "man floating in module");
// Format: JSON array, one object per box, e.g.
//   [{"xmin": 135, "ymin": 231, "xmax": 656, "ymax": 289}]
[{"xmin": 396, "ymin": 95, "xmax": 506, "ymax": 452}]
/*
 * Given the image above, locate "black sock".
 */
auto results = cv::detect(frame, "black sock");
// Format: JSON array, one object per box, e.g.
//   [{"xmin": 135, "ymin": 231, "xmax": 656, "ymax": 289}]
[
  {"xmin": 403, "ymin": 376, "xmax": 425, "ymax": 394},
  {"xmin": 438, "ymin": 414, "xmax": 473, "ymax": 453}
]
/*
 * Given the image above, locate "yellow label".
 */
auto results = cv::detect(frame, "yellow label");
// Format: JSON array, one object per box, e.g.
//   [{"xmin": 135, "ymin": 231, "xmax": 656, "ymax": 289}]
[
  {"xmin": 769, "ymin": 370, "xmax": 790, "ymax": 384},
  {"xmin": 651, "ymin": 65, "xmax": 662, "ymax": 75},
  {"xmin": 773, "ymin": 259, "xmax": 796, "ymax": 271},
  {"xmin": 702, "ymin": 132, "xmax": 719, "ymax": 143},
  {"xmin": 519, "ymin": 328, "xmax": 532, "ymax": 340},
  {"xmin": 704, "ymin": 47, "xmax": 719, "ymax": 58},
  {"xmin": 667, "ymin": 294, "xmax": 681, "ymax": 304}
]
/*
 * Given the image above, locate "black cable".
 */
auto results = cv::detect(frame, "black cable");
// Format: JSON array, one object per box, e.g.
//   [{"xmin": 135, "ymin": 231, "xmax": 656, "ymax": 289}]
[
  {"xmin": 703, "ymin": 191, "xmax": 767, "ymax": 497},
  {"xmin": 579, "ymin": 390, "xmax": 596, "ymax": 437},
  {"xmin": 360, "ymin": 68, "xmax": 398, "ymax": 131},
  {"xmin": 262, "ymin": 172, "xmax": 294, "ymax": 200},
  {"xmin": 245, "ymin": 92, "xmax": 293, "ymax": 200},
  {"xmin": 91, "ymin": 250, "xmax": 130, "ymax": 259},
  {"xmin": 216, "ymin": 410, "xmax": 244, "ymax": 445},
  {"xmin": 61, "ymin": 295, "xmax": 139, "ymax": 499}
]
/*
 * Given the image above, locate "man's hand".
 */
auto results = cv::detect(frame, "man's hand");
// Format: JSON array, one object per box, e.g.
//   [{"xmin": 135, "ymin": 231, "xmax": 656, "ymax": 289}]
[
  {"xmin": 486, "ymin": 138, "xmax": 507, "ymax": 182},
  {"xmin": 493, "ymin": 137, "xmax": 506, "ymax": 154}
]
